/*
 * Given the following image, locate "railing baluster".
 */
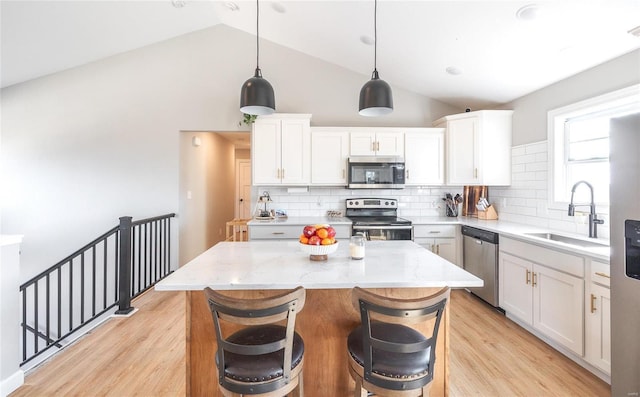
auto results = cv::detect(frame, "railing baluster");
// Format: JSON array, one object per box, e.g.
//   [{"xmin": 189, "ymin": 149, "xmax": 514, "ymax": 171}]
[
  {"xmin": 103, "ymin": 237, "xmax": 108, "ymax": 310},
  {"xmin": 57, "ymin": 268, "xmax": 62, "ymax": 340},
  {"xmin": 46, "ymin": 274, "xmax": 50, "ymax": 349},
  {"xmin": 69, "ymin": 259, "xmax": 73, "ymax": 332},
  {"xmin": 34, "ymin": 282, "xmax": 39, "ymax": 355},
  {"xmin": 80, "ymin": 253, "xmax": 85, "ymax": 324},
  {"xmin": 155, "ymin": 220, "xmax": 160, "ymax": 282},
  {"xmin": 137, "ymin": 224, "xmax": 142, "ymax": 294},
  {"xmin": 115, "ymin": 230, "xmax": 119, "ymax": 300},
  {"xmin": 92, "ymin": 245, "xmax": 96, "ymax": 317}
]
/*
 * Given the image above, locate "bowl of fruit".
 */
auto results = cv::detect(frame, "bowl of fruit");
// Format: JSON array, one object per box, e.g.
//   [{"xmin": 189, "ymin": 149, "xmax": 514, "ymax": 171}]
[{"xmin": 299, "ymin": 224, "xmax": 339, "ymax": 261}]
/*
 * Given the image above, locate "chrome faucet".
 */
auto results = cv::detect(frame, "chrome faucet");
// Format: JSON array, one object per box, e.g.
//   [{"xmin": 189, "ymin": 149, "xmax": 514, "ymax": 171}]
[{"xmin": 568, "ymin": 180, "xmax": 604, "ymax": 238}]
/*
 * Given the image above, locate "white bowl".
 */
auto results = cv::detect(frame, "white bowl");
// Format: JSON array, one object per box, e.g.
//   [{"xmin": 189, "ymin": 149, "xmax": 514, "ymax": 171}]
[{"xmin": 299, "ymin": 241, "xmax": 339, "ymax": 256}]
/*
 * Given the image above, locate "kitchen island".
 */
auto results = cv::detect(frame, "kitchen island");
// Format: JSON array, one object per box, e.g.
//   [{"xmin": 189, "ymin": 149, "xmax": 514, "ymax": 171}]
[{"xmin": 156, "ymin": 240, "xmax": 482, "ymax": 396}]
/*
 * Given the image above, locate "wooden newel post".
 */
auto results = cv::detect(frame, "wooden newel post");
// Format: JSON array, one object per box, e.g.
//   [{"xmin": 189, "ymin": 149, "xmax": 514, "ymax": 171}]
[{"xmin": 116, "ymin": 216, "xmax": 134, "ymax": 315}]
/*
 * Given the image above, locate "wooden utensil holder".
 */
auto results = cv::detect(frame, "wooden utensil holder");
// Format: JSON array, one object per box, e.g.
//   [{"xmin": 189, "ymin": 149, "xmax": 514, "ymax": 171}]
[{"xmin": 477, "ymin": 205, "xmax": 498, "ymax": 220}]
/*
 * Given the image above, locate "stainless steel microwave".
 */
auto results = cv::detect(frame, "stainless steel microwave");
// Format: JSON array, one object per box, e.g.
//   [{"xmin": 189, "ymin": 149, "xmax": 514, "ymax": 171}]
[{"xmin": 347, "ymin": 157, "xmax": 405, "ymax": 189}]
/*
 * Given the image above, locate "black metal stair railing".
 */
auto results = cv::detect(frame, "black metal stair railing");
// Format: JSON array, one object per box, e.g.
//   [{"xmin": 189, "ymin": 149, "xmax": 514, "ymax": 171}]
[{"xmin": 19, "ymin": 213, "xmax": 176, "ymax": 366}]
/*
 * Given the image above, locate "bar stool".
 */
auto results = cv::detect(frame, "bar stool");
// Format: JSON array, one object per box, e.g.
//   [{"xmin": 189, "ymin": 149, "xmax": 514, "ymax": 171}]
[
  {"xmin": 204, "ymin": 286, "xmax": 306, "ymax": 397},
  {"xmin": 346, "ymin": 287, "xmax": 450, "ymax": 397}
]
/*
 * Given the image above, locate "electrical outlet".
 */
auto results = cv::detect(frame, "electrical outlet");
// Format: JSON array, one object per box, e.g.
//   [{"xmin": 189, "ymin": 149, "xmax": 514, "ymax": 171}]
[{"xmin": 502, "ymin": 198, "xmax": 507, "ymax": 208}]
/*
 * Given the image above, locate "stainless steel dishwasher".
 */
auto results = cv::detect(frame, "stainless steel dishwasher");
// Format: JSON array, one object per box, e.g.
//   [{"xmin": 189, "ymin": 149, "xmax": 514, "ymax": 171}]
[{"xmin": 462, "ymin": 226, "xmax": 500, "ymax": 307}]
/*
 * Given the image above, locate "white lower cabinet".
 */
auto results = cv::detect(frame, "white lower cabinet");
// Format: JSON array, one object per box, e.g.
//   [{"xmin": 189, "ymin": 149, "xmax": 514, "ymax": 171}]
[
  {"xmin": 499, "ymin": 239, "xmax": 585, "ymax": 356},
  {"xmin": 586, "ymin": 260, "xmax": 611, "ymax": 375},
  {"xmin": 413, "ymin": 224, "xmax": 458, "ymax": 265}
]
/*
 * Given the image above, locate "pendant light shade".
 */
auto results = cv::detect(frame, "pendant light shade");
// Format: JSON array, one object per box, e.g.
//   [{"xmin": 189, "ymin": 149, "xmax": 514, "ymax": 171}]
[
  {"xmin": 240, "ymin": 67, "xmax": 275, "ymax": 115},
  {"xmin": 240, "ymin": 0, "xmax": 275, "ymax": 116},
  {"xmin": 359, "ymin": 0, "xmax": 393, "ymax": 117}
]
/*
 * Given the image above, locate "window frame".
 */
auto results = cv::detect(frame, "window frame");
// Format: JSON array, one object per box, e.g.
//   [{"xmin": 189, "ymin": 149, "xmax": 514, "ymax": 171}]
[{"xmin": 547, "ymin": 83, "xmax": 640, "ymax": 212}]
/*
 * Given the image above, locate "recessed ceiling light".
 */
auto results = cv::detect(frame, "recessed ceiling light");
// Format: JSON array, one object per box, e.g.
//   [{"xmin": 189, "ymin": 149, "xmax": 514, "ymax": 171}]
[
  {"xmin": 446, "ymin": 66, "xmax": 463, "ymax": 76},
  {"xmin": 629, "ymin": 25, "xmax": 640, "ymax": 37},
  {"xmin": 360, "ymin": 35, "xmax": 374, "ymax": 45},
  {"xmin": 516, "ymin": 4, "xmax": 541, "ymax": 21},
  {"xmin": 271, "ymin": 2, "xmax": 286, "ymax": 14},
  {"xmin": 225, "ymin": 2, "xmax": 240, "ymax": 12},
  {"xmin": 172, "ymin": 0, "xmax": 186, "ymax": 8}
]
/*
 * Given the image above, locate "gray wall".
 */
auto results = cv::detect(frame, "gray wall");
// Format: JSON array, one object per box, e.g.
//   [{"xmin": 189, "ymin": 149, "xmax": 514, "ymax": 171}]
[
  {"xmin": 1, "ymin": 24, "xmax": 458, "ymax": 279},
  {"xmin": 504, "ymin": 49, "xmax": 640, "ymax": 146}
]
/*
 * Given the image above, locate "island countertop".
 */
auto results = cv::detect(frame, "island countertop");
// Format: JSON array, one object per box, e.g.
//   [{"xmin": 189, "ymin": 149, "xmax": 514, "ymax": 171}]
[{"xmin": 155, "ymin": 240, "xmax": 482, "ymax": 291}]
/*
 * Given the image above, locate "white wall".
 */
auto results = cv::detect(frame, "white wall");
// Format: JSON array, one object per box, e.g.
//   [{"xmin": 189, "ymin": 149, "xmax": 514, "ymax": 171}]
[
  {"xmin": 504, "ymin": 49, "xmax": 640, "ymax": 146},
  {"xmin": 1, "ymin": 24, "xmax": 458, "ymax": 280}
]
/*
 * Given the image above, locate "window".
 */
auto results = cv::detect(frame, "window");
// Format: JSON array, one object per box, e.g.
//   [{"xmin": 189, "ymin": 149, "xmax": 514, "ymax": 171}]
[{"xmin": 548, "ymin": 84, "xmax": 639, "ymax": 210}]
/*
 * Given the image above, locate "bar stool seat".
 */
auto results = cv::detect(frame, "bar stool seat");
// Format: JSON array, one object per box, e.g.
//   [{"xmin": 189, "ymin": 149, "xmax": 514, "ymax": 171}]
[{"xmin": 222, "ymin": 324, "xmax": 304, "ymax": 383}]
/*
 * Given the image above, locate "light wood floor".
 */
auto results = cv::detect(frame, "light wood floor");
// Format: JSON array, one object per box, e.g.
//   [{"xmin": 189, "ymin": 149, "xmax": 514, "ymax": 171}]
[{"xmin": 11, "ymin": 289, "xmax": 610, "ymax": 397}]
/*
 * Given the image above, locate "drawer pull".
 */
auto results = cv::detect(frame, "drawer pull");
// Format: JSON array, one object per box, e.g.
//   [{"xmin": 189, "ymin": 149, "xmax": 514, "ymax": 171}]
[
  {"xmin": 595, "ymin": 271, "xmax": 610, "ymax": 279},
  {"xmin": 272, "ymin": 232, "xmax": 285, "ymax": 235},
  {"xmin": 590, "ymin": 294, "xmax": 597, "ymax": 313},
  {"xmin": 429, "ymin": 231, "xmax": 441, "ymax": 234}
]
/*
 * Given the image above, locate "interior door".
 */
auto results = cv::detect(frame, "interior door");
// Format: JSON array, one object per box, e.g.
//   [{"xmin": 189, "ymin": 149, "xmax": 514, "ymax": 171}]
[{"xmin": 236, "ymin": 159, "xmax": 252, "ymax": 219}]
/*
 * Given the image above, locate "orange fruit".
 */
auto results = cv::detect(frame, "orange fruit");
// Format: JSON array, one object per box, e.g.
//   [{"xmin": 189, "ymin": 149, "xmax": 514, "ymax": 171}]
[
  {"xmin": 316, "ymin": 228, "xmax": 329, "ymax": 239},
  {"xmin": 299, "ymin": 236, "xmax": 309, "ymax": 244},
  {"xmin": 321, "ymin": 238, "xmax": 333, "ymax": 245}
]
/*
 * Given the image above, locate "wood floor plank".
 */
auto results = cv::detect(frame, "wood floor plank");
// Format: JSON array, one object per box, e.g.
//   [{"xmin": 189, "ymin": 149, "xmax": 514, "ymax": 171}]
[{"xmin": 10, "ymin": 289, "xmax": 610, "ymax": 397}]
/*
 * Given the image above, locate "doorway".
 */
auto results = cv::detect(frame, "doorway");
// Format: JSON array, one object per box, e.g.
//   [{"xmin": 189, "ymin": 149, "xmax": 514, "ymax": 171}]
[{"xmin": 235, "ymin": 159, "xmax": 252, "ymax": 218}]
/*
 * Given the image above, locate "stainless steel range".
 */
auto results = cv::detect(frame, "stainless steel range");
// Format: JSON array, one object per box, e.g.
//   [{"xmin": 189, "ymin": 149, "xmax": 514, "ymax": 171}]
[{"xmin": 346, "ymin": 198, "xmax": 413, "ymax": 241}]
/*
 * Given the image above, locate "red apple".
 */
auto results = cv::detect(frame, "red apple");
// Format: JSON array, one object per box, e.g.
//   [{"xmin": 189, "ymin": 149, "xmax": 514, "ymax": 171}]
[
  {"xmin": 303, "ymin": 225, "xmax": 317, "ymax": 238},
  {"xmin": 326, "ymin": 226, "xmax": 336, "ymax": 238},
  {"xmin": 308, "ymin": 236, "xmax": 321, "ymax": 245}
]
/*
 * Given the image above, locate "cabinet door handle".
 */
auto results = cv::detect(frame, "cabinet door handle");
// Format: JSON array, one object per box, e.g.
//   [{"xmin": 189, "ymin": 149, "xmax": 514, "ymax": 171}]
[
  {"xmin": 526, "ymin": 269, "xmax": 531, "ymax": 285},
  {"xmin": 431, "ymin": 244, "xmax": 436, "ymax": 253},
  {"xmin": 532, "ymin": 272, "xmax": 537, "ymax": 287},
  {"xmin": 406, "ymin": 169, "xmax": 410, "ymax": 179},
  {"xmin": 277, "ymin": 169, "xmax": 281, "ymax": 179},
  {"xmin": 376, "ymin": 141, "xmax": 380, "ymax": 152},
  {"xmin": 342, "ymin": 169, "xmax": 346, "ymax": 179},
  {"xmin": 590, "ymin": 294, "xmax": 597, "ymax": 313},
  {"xmin": 436, "ymin": 244, "xmax": 440, "ymax": 255},
  {"xmin": 371, "ymin": 142, "xmax": 376, "ymax": 152},
  {"xmin": 595, "ymin": 272, "xmax": 610, "ymax": 278},
  {"xmin": 474, "ymin": 168, "xmax": 478, "ymax": 178}
]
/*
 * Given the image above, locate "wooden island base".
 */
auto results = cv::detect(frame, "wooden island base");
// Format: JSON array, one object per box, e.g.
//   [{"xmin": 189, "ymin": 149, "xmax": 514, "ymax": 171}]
[{"xmin": 187, "ymin": 287, "xmax": 449, "ymax": 397}]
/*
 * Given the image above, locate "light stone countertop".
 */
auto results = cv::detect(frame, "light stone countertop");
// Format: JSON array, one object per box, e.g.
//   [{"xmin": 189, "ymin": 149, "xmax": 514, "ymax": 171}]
[{"xmin": 155, "ymin": 240, "xmax": 482, "ymax": 291}]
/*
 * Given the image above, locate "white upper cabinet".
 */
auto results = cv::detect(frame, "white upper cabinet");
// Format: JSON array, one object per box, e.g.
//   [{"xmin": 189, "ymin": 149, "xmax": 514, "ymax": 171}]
[
  {"xmin": 434, "ymin": 110, "xmax": 513, "ymax": 186},
  {"xmin": 404, "ymin": 128, "xmax": 445, "ymax": 186},
  {"xmin": 310, "ymin": 127, "xmax": 350, "ymax": 185},
  {"xmin": 350, "ymin": 130, "xmax": 404, "ymax": 157},
  {"xmin": 252, "ymin": 114, "xmax": 311, "ymax": 185}
]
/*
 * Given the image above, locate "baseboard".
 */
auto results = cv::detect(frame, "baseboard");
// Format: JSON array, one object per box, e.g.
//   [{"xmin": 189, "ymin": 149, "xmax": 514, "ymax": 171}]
[{"xmin": 1, "ymin": 369, "xmax": 24, "ymax": 397}]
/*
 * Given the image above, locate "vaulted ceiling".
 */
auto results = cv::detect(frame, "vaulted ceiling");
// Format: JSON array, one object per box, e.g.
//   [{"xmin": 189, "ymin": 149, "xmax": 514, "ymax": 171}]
[{"xmin": 2, "ymin": 1, "xmax": 639, "ymax": 109}]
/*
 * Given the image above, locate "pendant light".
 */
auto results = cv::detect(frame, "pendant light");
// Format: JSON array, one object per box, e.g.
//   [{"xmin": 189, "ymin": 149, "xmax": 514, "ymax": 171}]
[
  {"xmin": 240, "ymin": 0, "xmax": 275, "ymax": 116},
  {"xmin": 359, "ymin": 0, "xmax": 393, "ymax": 116}
]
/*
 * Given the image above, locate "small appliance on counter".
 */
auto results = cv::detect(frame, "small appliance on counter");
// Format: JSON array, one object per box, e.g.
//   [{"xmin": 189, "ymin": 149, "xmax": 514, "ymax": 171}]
[{"xmin": 254, "ymin": 191, "xmax": 274, "ymax": 220}]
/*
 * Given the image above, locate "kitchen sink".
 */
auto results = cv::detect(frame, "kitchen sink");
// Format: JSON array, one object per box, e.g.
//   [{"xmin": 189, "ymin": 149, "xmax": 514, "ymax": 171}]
[{"xmin": 524, "ymin": 232, "xmax": 609, "ymax": 248}]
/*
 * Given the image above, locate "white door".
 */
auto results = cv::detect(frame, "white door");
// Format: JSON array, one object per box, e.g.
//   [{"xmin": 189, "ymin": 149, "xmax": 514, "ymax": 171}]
[
  {"xmin": 499, "ymin": 252, "xmax": 533, "ymax": 324},
  {"xmin": 586, "ymin": 283, "xmax": 611, "ymax": 374},
  {"xmin": 375, "ymin": 132, "xmax": 404, "ymax": 156},
  {"xmin": 447, "ymin": 116, "xmax": 478, "ymax": 185},
  {"xmin": 236, "ymin": 159, "xmax": 252, "ymax": 219},
  {"xmin": 405, "ymin": 130, "xmax": 445, "ymax": 185},
  {"xmin": 533, "ymin": 263, "xmax": 584, "ymax": 355},
  {"xmin": 311, "ymin": 130, "xmax": 349, "ymax": 184}
]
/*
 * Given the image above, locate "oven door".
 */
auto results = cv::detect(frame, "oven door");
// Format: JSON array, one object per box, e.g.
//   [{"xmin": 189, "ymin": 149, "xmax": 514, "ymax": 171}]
[{"xmin": 352, "ymin": 225, "xmax": 413, "ymax": 241}]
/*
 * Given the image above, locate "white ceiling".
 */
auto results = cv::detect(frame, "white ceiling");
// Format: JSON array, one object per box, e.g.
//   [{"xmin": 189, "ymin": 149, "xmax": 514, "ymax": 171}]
[{"xmin": 1, "ymin": 0, "xmax": 639, "ymax": 109}]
